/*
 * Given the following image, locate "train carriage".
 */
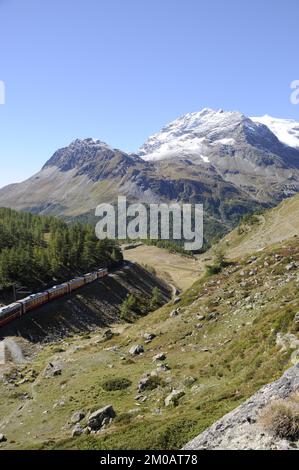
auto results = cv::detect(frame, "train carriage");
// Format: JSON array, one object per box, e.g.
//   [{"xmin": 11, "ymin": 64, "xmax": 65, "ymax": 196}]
[
  {"xmin": 19, "ymin": 291, "xmax": 49, "ymax": 314},
  {"xmin": 0, "ymin": 303, "xmax": 22, "ymax": 327},
  {"xmin": 48, "ymin": 283, "xmax": 69, "ymax": 300},
  {"xmin": 68, "ymin": 277, "xmax": 85, "ymax": 292},
  {"xmin": 0, "ymin": 265, "xmax": 110, "ymax": 329},
  {"xmin": 97, "ymin": 268, "xmax": 108, "ymax": 278},
  {"xmin": 84, "ymin": 272, "xmax": 98, "ymax": 284}
]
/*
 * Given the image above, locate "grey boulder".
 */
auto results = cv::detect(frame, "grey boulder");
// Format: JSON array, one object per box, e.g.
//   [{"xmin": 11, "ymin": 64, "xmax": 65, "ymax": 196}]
[{"xmin": 88, "ymin": 405, "xmax": 116, "ymax": 430}]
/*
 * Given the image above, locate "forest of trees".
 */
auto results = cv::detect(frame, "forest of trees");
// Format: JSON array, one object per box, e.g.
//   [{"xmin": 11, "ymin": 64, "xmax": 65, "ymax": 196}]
[{"xmin": 0, "ymin": 208, "xmax": 123, "ymax": 291}]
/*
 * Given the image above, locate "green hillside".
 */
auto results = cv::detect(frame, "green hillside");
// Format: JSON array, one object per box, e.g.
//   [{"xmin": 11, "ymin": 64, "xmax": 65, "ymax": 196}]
[
  {"xmin": 0, "ymin": 237, "xmax": 298, "ymax": 450},
  {"xmin": 0, "ymin": 208, "xmax": 122, "ymax": 292}
]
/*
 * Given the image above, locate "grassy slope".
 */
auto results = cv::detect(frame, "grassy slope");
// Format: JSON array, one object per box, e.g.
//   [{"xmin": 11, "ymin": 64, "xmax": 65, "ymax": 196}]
[
  {"xmin": 219, "ymin": 193, "xmax": 299, "ymax": 259},
  {"xmin": 0, "ymin": 237, "xmax": 298, "ymax": 450},
  {"xmin": 124, "ymin": 245, "xmax": 200, "ymax": 291}
]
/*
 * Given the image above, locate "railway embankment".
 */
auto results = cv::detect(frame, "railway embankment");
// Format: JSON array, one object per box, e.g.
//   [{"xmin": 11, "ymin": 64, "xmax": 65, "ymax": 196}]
[{"xmin": 0, "ymin": 262, "xmax": 171, "ymax": 344}]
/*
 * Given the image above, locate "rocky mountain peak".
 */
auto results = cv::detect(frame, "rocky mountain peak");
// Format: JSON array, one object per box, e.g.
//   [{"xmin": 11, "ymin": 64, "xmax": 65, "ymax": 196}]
[
  {"xmin": 138, "ymin": 108, "xmax": 299, "ymax": 176},
  {"xmin": 43, "ymin": 138, "xmax": 116, "ymax": 172},
  {"xmin": 138, "ymin": 108, "xmax": 274, "ymax": 162}
]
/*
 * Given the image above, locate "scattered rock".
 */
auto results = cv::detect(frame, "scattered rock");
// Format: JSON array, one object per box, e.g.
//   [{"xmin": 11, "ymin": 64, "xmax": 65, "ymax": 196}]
[
  {"xmin": 0, "ymin": 434, "xmax": 7, "ymax": 443},
  {"xmin": 157, "ymin": 364, "xmax": 171, "ymax": 372},
  {"xmin": 197, "ymin": 315, "xmax": 205, "ymax": 321},
  {"xmin": 135, "ymin": 394, "xmax": 147, "ymax": 402},
  {"xmin": 165, "ymin": 389, "xmax": 185, "ymax": 407},
  {"xmin": 144, "ymin": 333, "xmax": 156, "ymax": 341},
  {"xmin": 170, "ymin": 309, "xmax": 179, "ymax": 318},
  {"xmin": 285, "ymin": 262, "xmax": 297, "ymax": 271},
  {"xmin": 173, "ymin": 297, "xmax": 181, "ymax": 305},
  {"xmin": 129, "ymin": 345, "xmax": 144, "ymax": 356},
  {"xmin": 150, "ymin": 370, "xmax": 158, "ymax": 377},
  {"xmin": 103, "ymin": 329, "xmax": 114, "ymax": 340},
  {"xmin": 183, "ymin": 376, "xmax": 197, "ymax": 387},
  {"xmin": 71, "ymin": 410, "xmax": 85, "ymax": 424},
  {"xmin": 138, "ymin": 375, "xmax": 151, "ymax": 392},
  {"xmin": 276, "ymin": 333, "xmax": 299, "ymax": 351},
  {"xmin": 153, "ymin": 353, "xmax": 166, "ymax": 362},
  {"xmin": 88, "ymin": 405, "xmax": 116, "ymax": 431},
  {"xmin": 137, "ymin": 374, "xmax": 160, "ymax": 392},
  {"xmin": 105, "ymin": 346, "xmax": 119, "ymax": 352},
  {"xmin": 43, "ymin": 363, "xmax": 62, "ymax": 378},
  {"xmin": 207, "ymin": 312, "xmax": 219, "ymax": 321},
  {"xmin": 72, "ymin": 424, "xmax": 84, "ymax": 437}
]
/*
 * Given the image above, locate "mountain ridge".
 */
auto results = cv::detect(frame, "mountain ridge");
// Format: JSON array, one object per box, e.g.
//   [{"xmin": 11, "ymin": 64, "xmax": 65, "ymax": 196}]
[{"xmin": 1, "ymin": 108, "xmax": 299, "ymax": 245}]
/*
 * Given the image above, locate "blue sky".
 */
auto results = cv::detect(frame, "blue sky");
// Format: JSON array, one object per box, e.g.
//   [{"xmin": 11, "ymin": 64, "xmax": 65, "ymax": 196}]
[{"xmin": 0, "ymin": 0, "xmax": 298, "ymax": 188}]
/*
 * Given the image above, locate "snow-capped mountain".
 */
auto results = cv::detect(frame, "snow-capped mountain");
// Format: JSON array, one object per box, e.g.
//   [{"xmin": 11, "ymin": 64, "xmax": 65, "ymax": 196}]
[
  {"xmin": 139, "ymin": 108, "xmax": 243, "ymax": 162},
  {"xmin": 1, "ymin": 108, "xmax": 299, "ymax": 246},
  {"xmin": 138, "ymin": 108, "xmax": 299, "ymax": 165},
  {"xmin": 251, "ymin": 115, "xmax": 299, "ymax": 149}
]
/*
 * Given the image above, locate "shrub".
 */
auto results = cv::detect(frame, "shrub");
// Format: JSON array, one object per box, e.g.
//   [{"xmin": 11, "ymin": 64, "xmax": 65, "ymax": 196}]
[
  {"xmin": 205, "ymin": 264, "xmax": 222, "ymax": 276},
  {"xmin": 101, "ymin": 377, "xmax": 132, "ymax": 392},
  {"xmin": 150, "ymin": 287, "xmax": 163, "ymax": 310},
  {"xmin": 119, "ymin": 294, "xmax": 137, "ymax": 321},
  {"xmin": 153, "ymin": 419, "xmax": 197, "ymax": 449},
  {"xmin": 205, "ymin": 246, "xmax": 228, "ymax": 277},
  {"xmin": 241, "ymin": 213, "xmax": 260, "ymax": 226},
  {"xmin": 142, "ymin": 375, "xmax": 163, "ymax": 391},
  {"xmin": 213, "ymin": 246, "xmax": 226, "ymax": 267},
  {"xmin": 114, "ymin": 412, "xmax": 133, "ymax": 425},
  {"xmin": 260, "ymin": 395, "xmax": 299, "ymax": 441}
]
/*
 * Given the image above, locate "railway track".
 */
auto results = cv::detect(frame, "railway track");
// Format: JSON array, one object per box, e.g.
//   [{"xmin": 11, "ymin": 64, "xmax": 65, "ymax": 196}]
[{"xmin": 0, "ymin": 268, "xmax": 108, "ymax": 329}]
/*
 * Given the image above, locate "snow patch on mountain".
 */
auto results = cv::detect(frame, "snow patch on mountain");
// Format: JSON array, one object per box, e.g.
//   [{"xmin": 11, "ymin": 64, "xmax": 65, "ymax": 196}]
[
  {"xmin": 138, "ymin": 108, "xmax": 258, "ymax": 162},
  {"xmin": 251, "ymin": 115, "xmax": 299, "ymax": 149}
]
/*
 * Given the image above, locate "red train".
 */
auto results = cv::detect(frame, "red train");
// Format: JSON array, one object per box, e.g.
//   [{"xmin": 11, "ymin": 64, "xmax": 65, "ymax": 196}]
[{"xmin": 0, "ymin": 268, "xmax": 108, "ymax": 328}]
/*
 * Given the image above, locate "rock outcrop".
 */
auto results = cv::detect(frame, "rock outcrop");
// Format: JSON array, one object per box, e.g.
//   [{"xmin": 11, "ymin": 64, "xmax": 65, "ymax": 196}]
[
  {"xmin": 87, "ymin": 405, "xmax": 116, "ymax": 431},
  {"xmin": 165, "ymin": 389, "xmax": 185, "ymax": 407},
  {"xmin": 183, "ymin": 364, "xmax": 299, "ymax": 450},
  {"xmin": 43, "ymin": 362, "xmax": 62, "ymax": 378}
]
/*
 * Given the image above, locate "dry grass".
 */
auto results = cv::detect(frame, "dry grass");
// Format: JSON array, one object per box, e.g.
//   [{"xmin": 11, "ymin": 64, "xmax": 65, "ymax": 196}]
[
  {"xmin": 219, "ymin": 194, "xmax": 299, "ymax": 260},
  {"xmin": 260, "ymin": 394, "xmax": 299, "ymax": 441},
  {"xmin": 124, "ymin": 245, "xmax": 202, "ymax": 291}
]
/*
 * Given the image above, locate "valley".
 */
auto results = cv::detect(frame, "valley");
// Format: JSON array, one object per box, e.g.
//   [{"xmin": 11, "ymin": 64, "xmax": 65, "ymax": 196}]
[
  {"xmin": 0, "ymin": 108, "xmax": 299, "ymax": 451},
  {"xmin": 123, "ymin": 245, "xmax": 201, "ymax": 292},
  {"xmin": 1, "ymin": 1, "xmax": 299, "ymax": 454},
  {"xmin": 0, "ymin": 198, "xmax": 298, "ymax": 450}
]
